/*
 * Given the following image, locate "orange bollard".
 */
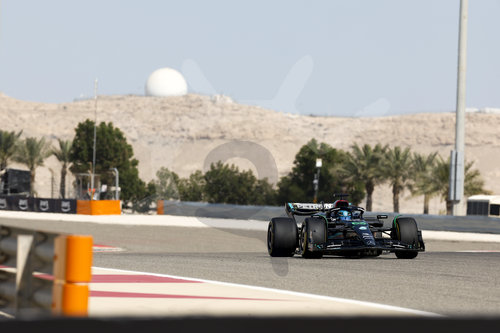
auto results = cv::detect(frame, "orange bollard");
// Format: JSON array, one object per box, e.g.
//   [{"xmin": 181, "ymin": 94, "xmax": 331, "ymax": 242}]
[
  {"xmin": 157, "ymin": 200, "xmax": 164, "ymax": 215},
  {"xmin": 62, "ymin": 283, "xmax": 89, "ymax": 316},
  {"xmin": 65, "ymin": 235, "xmax": 93, "ymax": 283},
  {"xmin": 52, "ymin": 235, "xmax": 93, "ymax": 316}
]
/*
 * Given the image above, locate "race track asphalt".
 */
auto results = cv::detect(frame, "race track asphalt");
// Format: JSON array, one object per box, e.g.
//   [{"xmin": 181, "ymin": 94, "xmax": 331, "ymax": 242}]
[{"xmin": 2, "ymin": 216, "xmax": 500, "ymax": 317}]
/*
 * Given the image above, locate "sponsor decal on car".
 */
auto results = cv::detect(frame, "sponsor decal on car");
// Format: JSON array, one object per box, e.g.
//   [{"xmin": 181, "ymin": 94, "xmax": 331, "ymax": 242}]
[
  {"xmin": 293, "ymin": 203, "xmax": 335, "ymax": 210},
  {"xmin": 351, "ymin": 222, "xmax": 368, "ymax": 226}
]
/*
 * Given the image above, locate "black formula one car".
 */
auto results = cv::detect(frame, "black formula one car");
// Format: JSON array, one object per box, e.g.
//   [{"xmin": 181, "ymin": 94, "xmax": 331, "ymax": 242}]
[{"xmin": 267, "ymin": 194, "xmax": 425, "ymax": 259}]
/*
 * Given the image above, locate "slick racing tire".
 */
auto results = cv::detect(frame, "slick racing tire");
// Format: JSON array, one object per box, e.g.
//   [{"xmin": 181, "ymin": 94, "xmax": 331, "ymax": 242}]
[
  {"xmin": 299, "ymin": 217, "xmax": 326, "ymax": 259},
  {"xmin": 267, "ymin": 217, "xmax": 298, "ymax": 257},
  {"xmin": 392, "ymin": 217, "xmax": 419, "ymax": 259}
]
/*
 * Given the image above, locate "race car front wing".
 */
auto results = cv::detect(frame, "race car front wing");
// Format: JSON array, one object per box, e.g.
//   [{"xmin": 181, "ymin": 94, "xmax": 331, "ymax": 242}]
[{"xmin": 307, "ymin": 231, "xmax": 425, "ymax": 254}]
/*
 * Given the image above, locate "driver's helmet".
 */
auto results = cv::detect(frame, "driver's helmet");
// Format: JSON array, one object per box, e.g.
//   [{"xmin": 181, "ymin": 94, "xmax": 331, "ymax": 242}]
[{"xmin": 338, "ymin": 210, "xmax": 351, "ymax": 221}]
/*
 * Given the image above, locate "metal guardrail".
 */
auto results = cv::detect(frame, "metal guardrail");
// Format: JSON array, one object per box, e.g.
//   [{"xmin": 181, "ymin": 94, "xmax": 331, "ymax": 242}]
[
  {"xmin": 157, "ymin": 200, "xmax": 500, "ymax": 234},
  {"xmin": 157, "ymin": 200, "xmax": 286, "ymax": 221},
  {"xmin": 0, "ymin": 225, "xmax": 92, "ymax": 318}
]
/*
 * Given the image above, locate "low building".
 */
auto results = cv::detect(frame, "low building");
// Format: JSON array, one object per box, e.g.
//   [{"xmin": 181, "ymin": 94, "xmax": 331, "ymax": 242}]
[{"xmin": 467, "ymin": 195, "xmax": 500, "ymax": 217}]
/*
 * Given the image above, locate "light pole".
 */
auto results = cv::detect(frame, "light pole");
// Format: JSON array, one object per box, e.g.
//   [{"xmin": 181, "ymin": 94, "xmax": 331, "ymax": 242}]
[
  {"xmin": 313, "ymin": 158, "xmax": 322, "ymax": 203},
  {"xmin": 91, "ymin": 79, "xmax": 98, "ymax": 200},
  {"xmin": 109, "ymin": 168, "xmax": 119, "ymax": 200},
  {"xmin": 450, "ymin": 0, "xmax": 468, "ymax": 216}
]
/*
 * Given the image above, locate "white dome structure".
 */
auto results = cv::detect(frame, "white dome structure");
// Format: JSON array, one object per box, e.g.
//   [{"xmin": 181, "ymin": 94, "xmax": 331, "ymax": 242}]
[{"xmin": 145, "ymin": 68, "xmax": 188, "ymax": 97}]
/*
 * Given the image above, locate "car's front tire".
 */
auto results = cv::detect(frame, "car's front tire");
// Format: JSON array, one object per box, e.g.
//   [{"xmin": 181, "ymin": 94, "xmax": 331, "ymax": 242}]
[
  {"xmin": 392, "ymin": 217, "xmax": 419, "ymax": 259},
  {"xmin": 267, "ymin": 217, "xmax": 298, "ymax": 257}
]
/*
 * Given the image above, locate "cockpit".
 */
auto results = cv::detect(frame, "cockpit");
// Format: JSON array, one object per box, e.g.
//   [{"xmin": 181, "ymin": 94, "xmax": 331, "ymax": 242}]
[
  {"xmin": 333, "ymin": 207, "xmax": 363, "ymax": 221},
  {"xmin": 337, "ymin": 209, "xmax": 351, "ymax": 221}
]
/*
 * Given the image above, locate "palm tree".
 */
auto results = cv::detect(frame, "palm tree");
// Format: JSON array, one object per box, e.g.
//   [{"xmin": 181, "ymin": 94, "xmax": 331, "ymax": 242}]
[
  {"xmin": 342, "ymin": 143, "xmax": 387, "ymax": 211},
  {"xmin": 13, "ymin": 137, "xmax": 52, "ymax": 196},
  {"xmin": 464, "ymin": 164, "xmax": 489, "ymax": 197},
  {"xmin": 382, "ymin": 146, "xmax": 413, "ymax": 213},
  {"xmin": 0, "ymin": 130, "xmax": 22, "ymax": 170},
  {"xmin": 432, "ymin": 155, "xmax": 489, "ymax": 215},
  {"xmin": 52, "ymin": 139, "xmax": 72, "ymax": 198},
  {"xmin": 409, "ymin": 152, "xmax": 438, "ymax": 214}
]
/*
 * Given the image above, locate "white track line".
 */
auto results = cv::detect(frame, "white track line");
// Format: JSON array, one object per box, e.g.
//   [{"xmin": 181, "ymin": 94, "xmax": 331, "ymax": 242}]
[
  {"xmin": 422, "ymin": 230, "xmax": 500, "ymax": 243},
  {"xmin": 93, "ymin": 266, "xmax": 443, "ymax": 317},
  {"xmin": 0, "ymin": 311, "xmax": 14, "ymax": 318}
]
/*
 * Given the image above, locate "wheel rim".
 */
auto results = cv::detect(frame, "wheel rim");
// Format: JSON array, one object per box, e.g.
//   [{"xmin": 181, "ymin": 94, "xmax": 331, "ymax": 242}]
[{"xmin": 299, "ymin": 226, "xmax": 306, "ymax": 254}]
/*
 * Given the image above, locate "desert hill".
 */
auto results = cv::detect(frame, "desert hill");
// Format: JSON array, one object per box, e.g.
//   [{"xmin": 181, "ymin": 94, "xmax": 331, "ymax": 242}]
[{"xmin": 1, "ymin": 92, "xmax": 499, "ymax": 214}]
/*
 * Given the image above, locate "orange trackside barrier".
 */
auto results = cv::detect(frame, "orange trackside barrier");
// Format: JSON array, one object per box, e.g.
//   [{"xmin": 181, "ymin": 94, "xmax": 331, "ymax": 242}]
[
  {"xmin": 62, "ymin": 283, "xmax": 89, "ymax": 317},
  {"xmin": 76, "ymin": 200, "xmax": 92, "ymax": 215},
  {"xmin": 52, "ymin": 234, "xmax": 93, "ymax": 317},
  {"xmin": 157, "ymin": 200, "xmax": 164, "ymax": 215},
  {"xmin": 77, "ymin": 200, "xmax": 121, "ymax": 215},
  {"xmin": 65, "ymin": 235, "xmax": 93, "ymax": 283}
]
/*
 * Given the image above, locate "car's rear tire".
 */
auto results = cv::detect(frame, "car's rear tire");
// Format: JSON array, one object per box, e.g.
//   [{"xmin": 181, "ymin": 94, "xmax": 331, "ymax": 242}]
[
  {"xmin": 392, "ymin": 217, "xmax": 419, "ymax": 259},
  {"xmin": 267, "ymin": 217, "xmax": 298, "ymax": 257},
  {"xmin": 299, "ymin": 217, "xmax": 326, "ymax": 259}
]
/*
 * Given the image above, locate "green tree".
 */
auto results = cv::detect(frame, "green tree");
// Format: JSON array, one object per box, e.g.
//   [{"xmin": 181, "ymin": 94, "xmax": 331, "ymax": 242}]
[
  {"xmin": 432, "ymin": 156, "xmax": 489, "ymax": 215},
  {"xmin": 178, "ymin": 170, "xmax": 205, "ymax": 202},
  {"xmin": 152, "ymin": 167, "xmax": 180, "ymax": 200},
  {"xmin": 409, "ymin": 152, "xmax": 438, "ymax": 214},
  {"xmin": 464, "ymin": 164, "xmax": 489, "ymax": 197},
  {"xmin": 150, "ymin": 164, "xmax": 277, "ymax": 205},
  {"xmin": 342, "ymin": 143, "xmax": 387, "ymax": 211},
  {"xmin": 51, "ymin": 138, "xmax": 72, "ymax": 198},
  {"xmin": 204, "ymin": 162, "xmax": 258, "ymax": 204},
  {"xmin": 277, "ymin": 139, "xmax": 364, "ymax": 205},
  {"xmin": 132, "ymin": 180, "xmax": 158, "ymax": 213},
  {"xmin": 69, "ymin": 120, "xmax": 146, "ymax": 204},
  {"xmin": 13, "ymin": 136, "xmax": 52, "ymax": 196},
  {"xmin": 0, "ymin": 130, "xmax": 22, "ymax": 170},
  {"xmin": 383, "ymin": 146, "xmax": 413, "ymax": 213},
  {"xmin": 252, "ymin": 178, "xmax": 277, "ymax": 206}
]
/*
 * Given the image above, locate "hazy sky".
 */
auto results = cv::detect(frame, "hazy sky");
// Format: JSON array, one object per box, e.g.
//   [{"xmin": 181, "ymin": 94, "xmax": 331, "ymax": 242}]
[{"xmin": 0, "ymin": 0, "xmax": 499, "ymax": 116}]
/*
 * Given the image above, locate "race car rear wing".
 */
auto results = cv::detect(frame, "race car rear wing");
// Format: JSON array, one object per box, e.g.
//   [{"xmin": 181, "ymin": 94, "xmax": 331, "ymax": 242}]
[
  {"xmin": 285, "ymin": 202, "xmax": 369, "ymax": 218},
  {"xmin": 285, "ymin": 202, "xmax": 335, "ymax": 216}
]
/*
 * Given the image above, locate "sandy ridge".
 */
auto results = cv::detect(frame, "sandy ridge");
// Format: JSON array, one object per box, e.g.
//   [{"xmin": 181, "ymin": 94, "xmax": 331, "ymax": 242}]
[{"xmin": 1, "ymin": 92, "xmax": 499, "ymax": 213}]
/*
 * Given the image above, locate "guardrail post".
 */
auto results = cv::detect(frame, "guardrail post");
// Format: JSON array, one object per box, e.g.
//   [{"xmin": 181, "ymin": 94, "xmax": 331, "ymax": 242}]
[
  {"xmin": 53, "ymin": 234, "xmax": 92, "ymax": 316},
  {"xmin": 1, "ymin": 226, "xmax": 93, "ymax": 318}
]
